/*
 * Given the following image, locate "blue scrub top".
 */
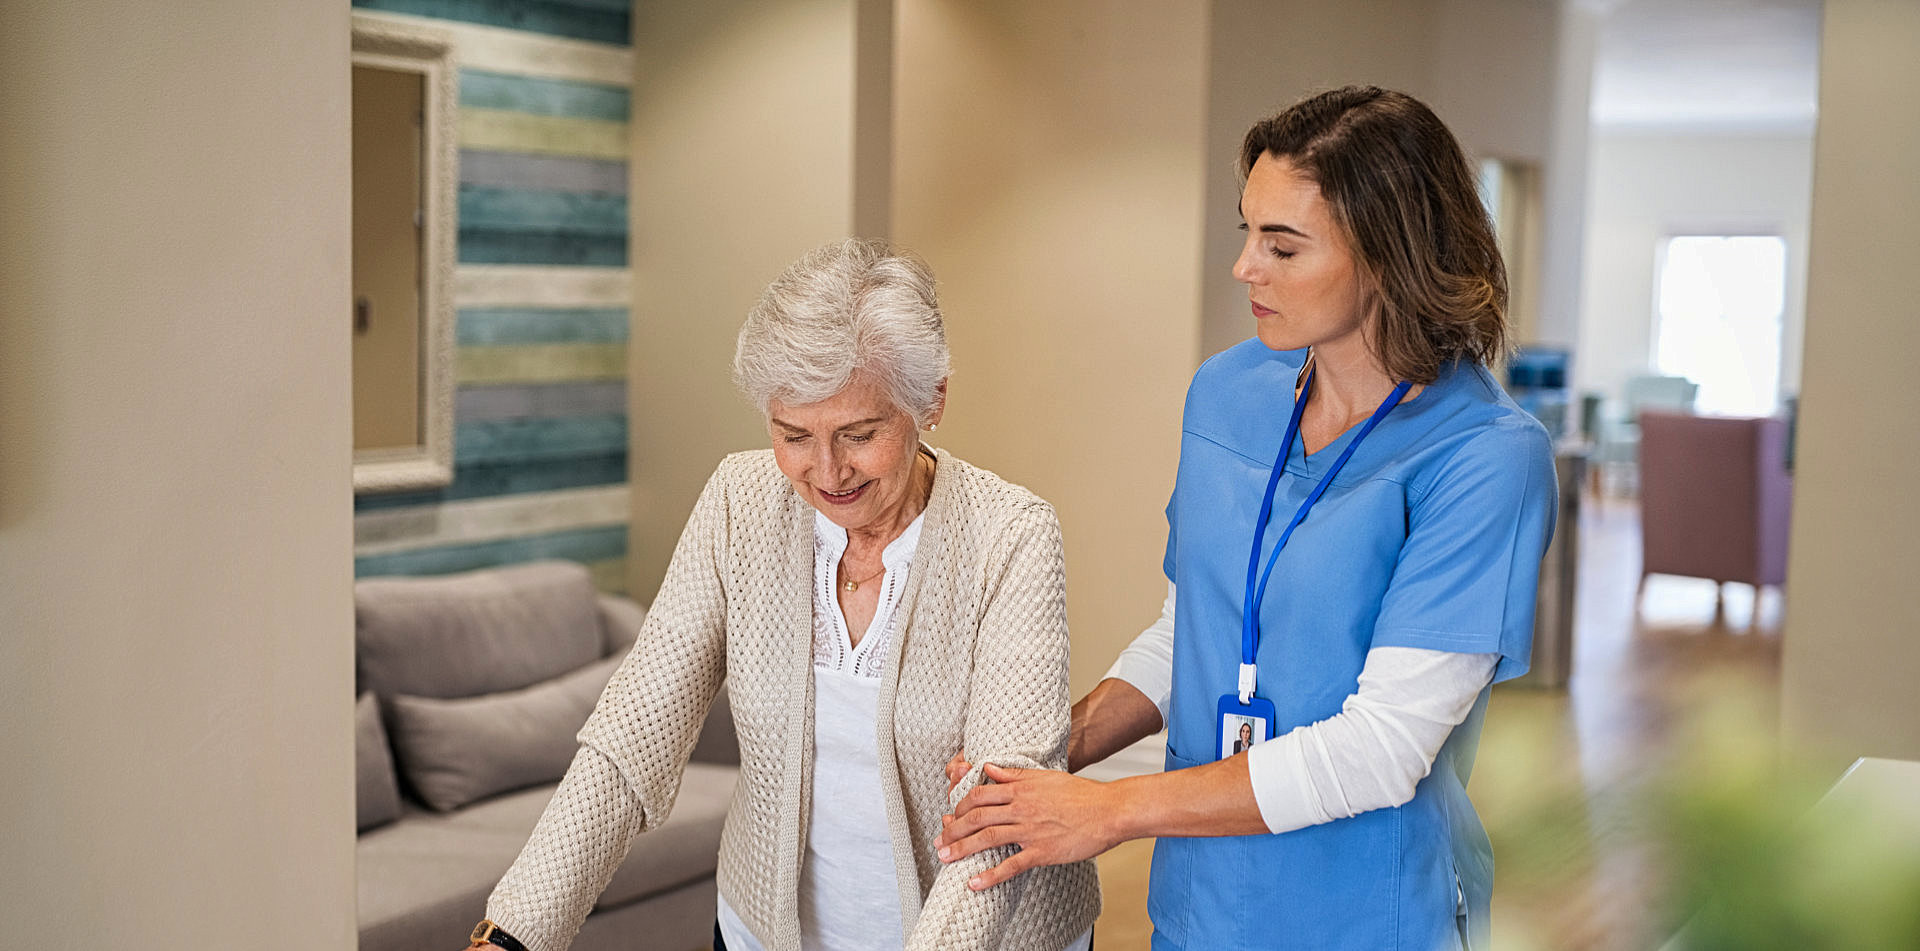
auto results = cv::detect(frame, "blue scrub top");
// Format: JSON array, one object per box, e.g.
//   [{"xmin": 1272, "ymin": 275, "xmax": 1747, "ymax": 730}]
[{"xmin": 1150, "ymin": 341, "xmax": 1556, "ymax": 951}]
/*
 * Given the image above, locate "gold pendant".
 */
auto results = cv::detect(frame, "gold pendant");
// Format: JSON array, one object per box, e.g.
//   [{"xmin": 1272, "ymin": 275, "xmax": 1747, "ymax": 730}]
[{"xmin": 842, "ymin": 579, "xmax": 859, "ymax": 593}]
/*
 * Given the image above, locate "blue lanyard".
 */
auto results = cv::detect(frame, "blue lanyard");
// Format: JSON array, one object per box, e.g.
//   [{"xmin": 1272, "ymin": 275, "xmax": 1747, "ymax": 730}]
[{"xmin": 1238, "ymin": 367, "xmax": 1411, "ymax": 700}]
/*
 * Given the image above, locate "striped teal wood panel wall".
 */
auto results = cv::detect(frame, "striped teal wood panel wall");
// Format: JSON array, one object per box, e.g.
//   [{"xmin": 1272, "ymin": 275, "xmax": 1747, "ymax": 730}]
[
  {"xmin": 354, "ymin": 0, "xmax": 629, "ymax": 45},
  {"xmin": 353, "ymin": 0, "xmax": 631, "ymax": 593}
]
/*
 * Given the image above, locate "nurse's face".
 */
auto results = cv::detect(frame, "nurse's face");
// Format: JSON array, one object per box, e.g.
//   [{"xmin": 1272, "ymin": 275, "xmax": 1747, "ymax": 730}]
[{"xmin": 1232, "ymin": 152, "xmax": 1375, "ymax": 355}]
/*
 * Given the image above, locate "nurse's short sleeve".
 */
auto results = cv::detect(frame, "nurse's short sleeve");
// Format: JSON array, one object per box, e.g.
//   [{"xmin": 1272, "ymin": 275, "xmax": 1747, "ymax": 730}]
[
  {"xmin": 1371, "ymin": 419, "xmax": 1556, "ymax": 683},
  {"xmin": 1162, "ymin": 492, "xmax": 1178, "ymax": 582}
]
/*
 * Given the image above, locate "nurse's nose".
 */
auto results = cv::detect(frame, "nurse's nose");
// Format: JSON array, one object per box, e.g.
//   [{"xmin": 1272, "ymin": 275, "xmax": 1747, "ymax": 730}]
[{"xmin": 1232, "ymin": 239, "xmax": 1262, "ymax": 285}]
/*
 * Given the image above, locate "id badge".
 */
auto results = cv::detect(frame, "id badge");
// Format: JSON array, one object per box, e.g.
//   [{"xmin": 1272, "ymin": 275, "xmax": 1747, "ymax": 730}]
[{"xmin": 1216, "ymin": 693, "xmax": 1277, "ymax": 761}]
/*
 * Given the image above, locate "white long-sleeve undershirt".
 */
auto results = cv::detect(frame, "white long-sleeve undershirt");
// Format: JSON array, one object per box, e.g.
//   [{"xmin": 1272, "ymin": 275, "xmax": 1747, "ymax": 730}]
[{"xmin": 1102, "ymin": 581, "xmax": 1497, "ymax": 834}]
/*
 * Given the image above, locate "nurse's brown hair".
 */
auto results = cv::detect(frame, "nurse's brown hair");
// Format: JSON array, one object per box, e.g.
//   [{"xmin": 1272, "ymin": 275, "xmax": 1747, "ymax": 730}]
[{"xmin": 1240, "ymin": 85, "xmax": 1508, "ymax": 384}]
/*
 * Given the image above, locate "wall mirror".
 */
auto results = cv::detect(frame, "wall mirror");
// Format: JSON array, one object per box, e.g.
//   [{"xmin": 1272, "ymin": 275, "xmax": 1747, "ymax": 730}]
[{"xmin": 351, "ymin": 14, "xmax": 457, "ymax": 494}]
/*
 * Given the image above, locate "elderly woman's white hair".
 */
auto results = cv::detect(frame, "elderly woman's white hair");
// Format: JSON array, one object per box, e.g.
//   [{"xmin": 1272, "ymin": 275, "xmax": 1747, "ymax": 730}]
[{"xmin": 733, "ymin": 238, "xmax": 952, "ymax": 427}]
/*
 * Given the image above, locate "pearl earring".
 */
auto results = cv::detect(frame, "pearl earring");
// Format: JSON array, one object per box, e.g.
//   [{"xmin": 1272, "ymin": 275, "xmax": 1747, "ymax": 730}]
[{"xmin": 927, "ymin": 423, "xmax": 938, "ymax": 432}]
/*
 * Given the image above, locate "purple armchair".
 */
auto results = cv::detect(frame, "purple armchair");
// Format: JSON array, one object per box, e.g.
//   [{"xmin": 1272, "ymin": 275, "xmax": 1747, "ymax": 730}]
[{"xmin": 1636, "ymin": 411, "xmax": 1793, "ymax": 611}]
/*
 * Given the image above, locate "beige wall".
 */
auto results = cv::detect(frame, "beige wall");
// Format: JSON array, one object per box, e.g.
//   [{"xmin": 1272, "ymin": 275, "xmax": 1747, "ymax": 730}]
[
  {"xmin": 1200, "ymin": 0, "xmax": 1435, "ymax": 359},
  {"xmin": 1199, "ymin": 0, "xmax": 1571, "ymax": 358},
  {"xmin": 627, "ymin": 0, "xmax": 889, "ymax": 593},
  {"xmin": 1426, "ymin": 0, "xmax": 1559, "ymax": 344},
  {"xmin": 1780, "ymin": 0, "xmax": 1920, "ymax": 774},
  {"xmin": 1574, "ymin": 132, "xmax": 1816, "ymax": 403},
  {"xmin": 0, "ymin": 1, "xmax": 355, "ymax": 947},
  {"xmin": 893, "ymin": 0, "xmax": 1209, "ymax": 696}
]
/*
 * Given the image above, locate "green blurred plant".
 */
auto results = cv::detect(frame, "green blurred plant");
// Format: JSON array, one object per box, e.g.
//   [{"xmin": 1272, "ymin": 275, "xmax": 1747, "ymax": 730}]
[
  {"xmin": 1478, "ymin": 678, "xmax": 1920, "ymax": 951},
  {"xmin": 1654, "ymin": 687, "xmax": 1920, "ymax": 951}
]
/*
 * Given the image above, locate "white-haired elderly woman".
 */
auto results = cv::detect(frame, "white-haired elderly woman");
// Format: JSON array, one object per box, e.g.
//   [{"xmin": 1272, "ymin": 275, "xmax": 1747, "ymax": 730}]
[{"xmin": 465, "ymin": 239, "xmax": 1100, "ymax": 951}]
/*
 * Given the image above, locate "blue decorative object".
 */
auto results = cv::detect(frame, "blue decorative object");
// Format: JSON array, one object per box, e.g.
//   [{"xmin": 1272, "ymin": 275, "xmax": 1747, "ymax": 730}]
[{"xmin": 1506, "ymin": 346, "xmax": 1572, "ymax": 440}]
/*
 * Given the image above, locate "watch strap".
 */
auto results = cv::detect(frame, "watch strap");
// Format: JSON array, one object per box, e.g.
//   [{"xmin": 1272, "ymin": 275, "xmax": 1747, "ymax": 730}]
[{"xmin": 471, "ymin": 919, "xmax": 530, "ymax": 951}]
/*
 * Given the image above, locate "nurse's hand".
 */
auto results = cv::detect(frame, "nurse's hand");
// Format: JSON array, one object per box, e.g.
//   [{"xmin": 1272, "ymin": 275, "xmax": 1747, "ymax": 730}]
[
  {"xmin": 936, "ymin": 763, "xmax": 1126, "ymax": 889},
  {"xmin": 944, "ymin": 678, "xmax": 1162, "ymax": 794},
  {"xmin": 944, "ymin": 752, "xmax": 970, "ymax": 792}
]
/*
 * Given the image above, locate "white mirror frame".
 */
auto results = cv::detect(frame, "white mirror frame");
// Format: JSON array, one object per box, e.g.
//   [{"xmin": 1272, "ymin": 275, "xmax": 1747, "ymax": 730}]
[{"xmin": 351, "ymin": 13, "xmax": 458, "ymax": 494}]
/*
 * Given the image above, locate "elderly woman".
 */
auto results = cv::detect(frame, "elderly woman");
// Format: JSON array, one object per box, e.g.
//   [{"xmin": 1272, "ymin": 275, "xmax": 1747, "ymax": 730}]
[{"xmin": 465, "ymin": 239, "xmax": 1098, "ymax": 951}]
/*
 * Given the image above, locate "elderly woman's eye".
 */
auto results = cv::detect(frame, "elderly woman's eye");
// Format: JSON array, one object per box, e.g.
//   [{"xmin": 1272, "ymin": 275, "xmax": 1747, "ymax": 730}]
[
  {"xmin": 845, "ymin": 432, "xmax": 874, "ymax": 443},
  {"xmin": 783, "ymin": 434, "xmax": 810, "ymax": 444}
]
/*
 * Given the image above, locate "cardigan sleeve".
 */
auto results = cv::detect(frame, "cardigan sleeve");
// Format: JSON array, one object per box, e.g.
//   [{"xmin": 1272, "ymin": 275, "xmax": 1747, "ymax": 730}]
[
  {"xmin": 484, "ymin": 464, "xmax": 733, "ymax": 949},
  {"xmin": 903, "ymin": 501, "xmax": 1099, "ymax": 951},
  {"xmin": 575, "ymin": 463, "xmax": 732, "ymax": 825},
  {"xmin": 484, "ymin": 747, "xmax": 646, "ymax": 951}
]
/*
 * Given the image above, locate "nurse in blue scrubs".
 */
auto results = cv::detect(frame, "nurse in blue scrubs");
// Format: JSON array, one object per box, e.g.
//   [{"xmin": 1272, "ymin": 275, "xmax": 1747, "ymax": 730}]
[{"xmin": 935, "ymin": 85, "xmax": 1557, "ymax": 950}]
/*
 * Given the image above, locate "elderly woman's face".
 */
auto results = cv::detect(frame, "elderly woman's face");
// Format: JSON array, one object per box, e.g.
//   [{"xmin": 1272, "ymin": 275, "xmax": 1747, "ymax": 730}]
[
  {"xmin": 768, "ymin": 374, "xmax": 934, "ymax": 537},
  {"xmin": 1231, "ymin": 152, "xmax": 1372, "ymax": 356}
]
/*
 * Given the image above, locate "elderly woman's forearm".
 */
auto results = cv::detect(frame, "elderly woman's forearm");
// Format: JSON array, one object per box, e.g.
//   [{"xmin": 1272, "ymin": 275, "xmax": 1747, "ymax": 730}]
[{"xmin": 486, "ymin": 747, "xmax": 646, "ymax": 951}]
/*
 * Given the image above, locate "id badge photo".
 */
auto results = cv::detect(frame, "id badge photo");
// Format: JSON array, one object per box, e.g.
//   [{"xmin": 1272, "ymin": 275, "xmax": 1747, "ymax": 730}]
[{"xmin": 1216, "ymin": 693, "xmax": 1277, "ymax": 761}]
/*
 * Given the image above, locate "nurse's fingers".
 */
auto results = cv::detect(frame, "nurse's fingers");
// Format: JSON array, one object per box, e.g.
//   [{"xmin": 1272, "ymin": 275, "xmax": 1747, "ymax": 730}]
[
  {"xmin": 943, "ymin": 752, "xmax": 970, "ymax": 792},
  {"xmin": 968, "ymin": 849, "xmax": 1044, "ymax": 891},
  {"xmin": 946, "ymin": 762, "xmax": 1030, "ymax": 820},
  {"xmin": 946, "ymin": 781, "xmax": 1015, "ymax": 822},
  {"xmin": 938, "ymin": 803, "xmax": 1017, "ymax": 852},
  {"xmin": 938, "ymin": 815, "xmax": 1021, "ymax": 863},
  {"xmin": 942, "ymin": 768, "xmax": 1128, "ymax": 879}
]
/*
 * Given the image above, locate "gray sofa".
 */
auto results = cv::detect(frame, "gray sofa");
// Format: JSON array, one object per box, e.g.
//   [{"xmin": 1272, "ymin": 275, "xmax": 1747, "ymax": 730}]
[{"xmin": 354, "ymin": 560, "xmax": 736, "ymax": 951}]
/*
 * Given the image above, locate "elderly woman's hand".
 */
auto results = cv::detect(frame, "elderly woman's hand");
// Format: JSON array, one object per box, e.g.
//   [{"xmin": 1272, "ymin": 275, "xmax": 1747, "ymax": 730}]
[{"xmin": 936, "ymin": 763, "xmax": 1128, "ymax": 890}]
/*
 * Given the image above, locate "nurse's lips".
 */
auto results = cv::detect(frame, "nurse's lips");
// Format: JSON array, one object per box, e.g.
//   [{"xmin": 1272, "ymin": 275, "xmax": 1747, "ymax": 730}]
[
  {"xmin": 1251, "ymin": 301, "xmax": 1277, "ymax": 318},
  {"xmin": 816, "ymin": 481, "xmax": 871, "ymax": 506}
]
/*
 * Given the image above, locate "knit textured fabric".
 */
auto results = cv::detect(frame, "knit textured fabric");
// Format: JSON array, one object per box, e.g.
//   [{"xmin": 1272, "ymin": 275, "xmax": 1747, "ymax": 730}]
[{"xmin": 485, "ymin": 449, "xmax": 1100, "ymax": 951}]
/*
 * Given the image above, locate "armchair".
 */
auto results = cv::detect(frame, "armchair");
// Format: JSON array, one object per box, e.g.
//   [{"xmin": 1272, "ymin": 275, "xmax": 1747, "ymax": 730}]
[{"xmin": 1636, "ymin": 411, "xmax": 1793, "ymax": 620}]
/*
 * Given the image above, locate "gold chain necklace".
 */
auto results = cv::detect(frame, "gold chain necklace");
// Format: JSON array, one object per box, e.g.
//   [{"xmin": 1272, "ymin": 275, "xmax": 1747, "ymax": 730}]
[{"xmin": 840, "ymin": 562, "xmax": 885, "ymax": 593}]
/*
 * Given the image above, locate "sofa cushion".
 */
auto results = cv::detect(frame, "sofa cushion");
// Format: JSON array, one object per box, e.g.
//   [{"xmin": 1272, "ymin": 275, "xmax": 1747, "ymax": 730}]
[
  {"xmin": 356, "ymin": 560, "xmax": 605, "ymax": 701},
  {"xmin": 387, "ymin": 655, "xmax": 621, "ymax": 812},
  {"xmin": 355, "ymin": 764, "xmax": 737, "ymax": 951},
  {"xmin": 356, "ymin": 692, "xmax": 403, "ymax": 832}
]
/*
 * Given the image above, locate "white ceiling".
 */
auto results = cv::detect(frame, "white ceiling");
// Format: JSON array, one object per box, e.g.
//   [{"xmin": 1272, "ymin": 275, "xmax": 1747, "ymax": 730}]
[{"xmin": 1590, "ymin": 0, "xmax": 1823, "ymax": 132}]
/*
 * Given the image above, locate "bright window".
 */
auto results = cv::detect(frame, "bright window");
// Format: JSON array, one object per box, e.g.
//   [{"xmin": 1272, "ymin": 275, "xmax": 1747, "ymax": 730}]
[{"xmin": 1653, "ymin": 235, "xmax": 1787, "ymax": 417}]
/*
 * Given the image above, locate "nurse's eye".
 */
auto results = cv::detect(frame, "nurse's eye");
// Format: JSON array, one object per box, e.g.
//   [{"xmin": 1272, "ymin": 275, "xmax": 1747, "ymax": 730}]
[{"xmin": 844, "ymin": 432, "xmax": 875, "ymax": 443}]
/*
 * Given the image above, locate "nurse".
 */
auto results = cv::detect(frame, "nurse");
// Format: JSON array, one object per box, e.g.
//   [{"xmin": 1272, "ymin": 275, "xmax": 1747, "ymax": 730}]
[{"xmin": 934, "ymin": 85, "xmax": 1557, "ymax": 950}]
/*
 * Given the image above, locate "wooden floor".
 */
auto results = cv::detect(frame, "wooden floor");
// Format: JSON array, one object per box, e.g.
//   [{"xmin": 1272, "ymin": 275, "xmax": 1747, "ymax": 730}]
[{"xmin": 1089, "ymin": 492, "xmax": 1784, "ymax": 950}]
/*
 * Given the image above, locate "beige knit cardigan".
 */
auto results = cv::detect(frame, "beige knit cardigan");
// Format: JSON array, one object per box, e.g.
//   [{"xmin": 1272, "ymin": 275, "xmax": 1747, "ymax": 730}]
[{"xmin": 486, "ymin": 448, "xmax": 1101, "ymax": 951}]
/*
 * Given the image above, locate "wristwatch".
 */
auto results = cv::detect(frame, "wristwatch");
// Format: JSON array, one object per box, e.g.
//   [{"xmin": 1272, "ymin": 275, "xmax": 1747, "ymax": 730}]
[{"xmin": 470, "ymin": 919, "xmax": 530, "ymax": 951}]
